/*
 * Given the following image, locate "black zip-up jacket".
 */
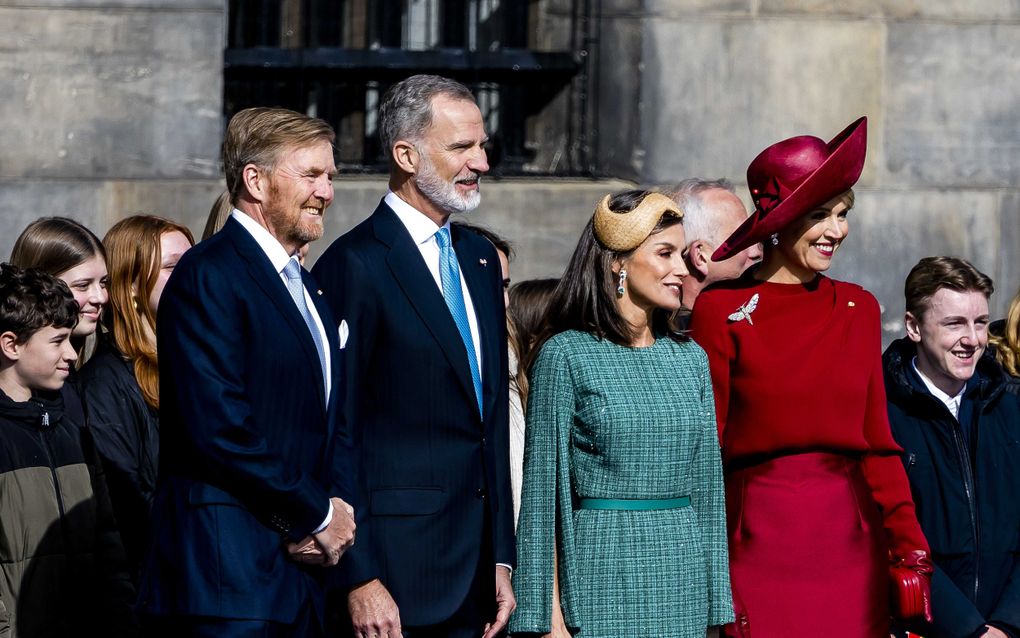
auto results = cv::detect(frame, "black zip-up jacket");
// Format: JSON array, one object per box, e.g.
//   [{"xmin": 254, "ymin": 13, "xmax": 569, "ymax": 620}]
[
  {"xmin": 884, "ymin": 337, "xmax": 1020, "ymax": 638},
  {"xmin": 79, "ymin": 344, "xmax": 159, "ymax": 579},
  {"xmin": 0, "ymin": 386, "xmax": 136, "ymax": 637}
]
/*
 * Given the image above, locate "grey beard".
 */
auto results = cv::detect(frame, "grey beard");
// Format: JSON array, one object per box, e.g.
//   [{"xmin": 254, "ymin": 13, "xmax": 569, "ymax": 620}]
[{"xmin": 415, "ymin": 161, "xmax": 481, "ymax": 215}]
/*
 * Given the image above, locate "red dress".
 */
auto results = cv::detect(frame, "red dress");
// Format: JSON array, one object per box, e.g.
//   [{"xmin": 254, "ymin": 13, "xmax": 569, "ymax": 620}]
[{"xmin": 689, "ymin": 274, "xmax": 929, "ymax": 637}]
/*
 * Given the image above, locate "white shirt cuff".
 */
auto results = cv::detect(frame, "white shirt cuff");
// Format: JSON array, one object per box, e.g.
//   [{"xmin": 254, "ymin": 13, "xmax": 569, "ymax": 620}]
[
  {"xmin": 311, "ymin": 501, "xmax": 334, "ymax": 534},
  {"xmin": 497, "ymin": 562, "xmax": 513, "ymax": 577}
]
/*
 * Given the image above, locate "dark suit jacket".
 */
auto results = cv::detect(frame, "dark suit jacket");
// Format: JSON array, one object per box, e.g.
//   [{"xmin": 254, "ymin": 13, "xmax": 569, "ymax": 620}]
[
  {"xmin": 312, "ymin": 200, "xmax": 514, "ymax": 626},
  {"xmin": 137, "ymin": 217, "xmax": 355, "ymax": 623}
]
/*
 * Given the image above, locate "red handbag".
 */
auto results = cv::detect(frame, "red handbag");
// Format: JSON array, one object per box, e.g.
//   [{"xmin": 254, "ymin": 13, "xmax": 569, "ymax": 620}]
[{"xmin": 890, "ymin": 550, "xmax": 933, "ymax": 623}]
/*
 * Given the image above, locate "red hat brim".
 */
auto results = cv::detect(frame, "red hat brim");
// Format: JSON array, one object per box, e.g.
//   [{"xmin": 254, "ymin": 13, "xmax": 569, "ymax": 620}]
[{"xmin": 712, "ymin": 116, "xmax": 867, "ymax": 262}]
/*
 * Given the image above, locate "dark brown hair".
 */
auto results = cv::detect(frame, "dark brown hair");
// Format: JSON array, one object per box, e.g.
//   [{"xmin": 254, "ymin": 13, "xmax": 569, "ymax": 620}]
[
  {"xmin": 904, "ymin": 256, "xmax": 994, "ymax": 322},
  {"xmin": 0, "ymin": 263, "xmax": 79, "ymax": 344},
  {"xmin": 508, "ymin": 278, "xmax": 558, "ymax": 414},
  {"xmin": 528, "ymin": 189, "xmax": 687, "ymax": 371}
]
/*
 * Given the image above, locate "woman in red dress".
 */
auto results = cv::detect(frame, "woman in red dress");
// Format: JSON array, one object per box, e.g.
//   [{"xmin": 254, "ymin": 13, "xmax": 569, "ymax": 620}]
[{"xmin": 689, "ymin": 117, "xmax": 933, "ymax": 637}]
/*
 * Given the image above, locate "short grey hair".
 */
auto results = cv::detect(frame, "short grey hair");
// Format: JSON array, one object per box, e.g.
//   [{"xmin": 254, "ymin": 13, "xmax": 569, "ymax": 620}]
[
  {"xmin": 663, "ymin": 178, "xmax": 737, "ymax": 247},
  {"xmin": 378, "ymin": 74, "xmax": 476, "ymax": 158}
]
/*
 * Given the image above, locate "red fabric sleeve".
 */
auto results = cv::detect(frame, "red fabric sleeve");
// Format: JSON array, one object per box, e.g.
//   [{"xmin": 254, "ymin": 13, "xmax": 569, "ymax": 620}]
[
  {"xmin": 689, "ymin": 295, "xmax": 734, "ymax": 439},
  {"xmin": 856, "ymin": 291, "xmax": 930, "ymax": 556}
]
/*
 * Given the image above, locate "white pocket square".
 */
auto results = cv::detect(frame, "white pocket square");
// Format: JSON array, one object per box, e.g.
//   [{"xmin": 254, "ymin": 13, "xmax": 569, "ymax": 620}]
[{"xmin": 338, "ymin": 320, "xmax": 349, "ymax": 349}]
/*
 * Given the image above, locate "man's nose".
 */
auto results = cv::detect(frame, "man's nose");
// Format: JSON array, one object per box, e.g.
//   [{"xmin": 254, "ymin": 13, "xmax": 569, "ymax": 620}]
[{"xmin": 469, "ymin": 146, "xmax": 489, "ymax": 174}]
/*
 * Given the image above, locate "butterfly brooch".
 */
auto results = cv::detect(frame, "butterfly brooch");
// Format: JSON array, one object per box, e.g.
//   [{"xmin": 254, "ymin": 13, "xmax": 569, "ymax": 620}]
[{"xmin": 727, "ymin": 293, "xmax": 759, "ymax": 325}]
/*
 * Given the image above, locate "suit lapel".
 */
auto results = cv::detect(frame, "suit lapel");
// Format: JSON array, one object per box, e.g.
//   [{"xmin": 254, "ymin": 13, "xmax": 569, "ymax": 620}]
[
  {"xmin": 372, "ymin": 204, "xmax": 479, "ymax": 417},
  {"xmin": 306, "ymin": 270, "xmax": 343, "ymax": 429},
  {"xmin": 453, "ymin": 226, "xmax": 500, "ymax": 423},
  {"xmin": 224, "ymin": 218, "xmax": 328, "ymax": 413}
]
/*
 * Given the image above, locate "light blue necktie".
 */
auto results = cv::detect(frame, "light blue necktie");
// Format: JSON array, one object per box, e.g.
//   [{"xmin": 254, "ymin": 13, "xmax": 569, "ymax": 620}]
[
  {"xmin": 435, "ymin": 227, "xmax": 483, "ymax": 417},
  {"xmin": 283, "ymin": 257, "xmax": 328, "ymax": 397}
]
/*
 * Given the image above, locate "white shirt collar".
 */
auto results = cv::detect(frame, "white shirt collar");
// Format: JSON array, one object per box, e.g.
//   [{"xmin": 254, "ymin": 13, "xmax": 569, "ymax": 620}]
[
  {"xmin": 911, "ymin": 356, "xmax": 966, "ymax": 418},
  {"xmin": 230, "ymin": 209, "xmax": 296, "ymax": 274},
  {"xmin": 384, "ymin": 191, "xmax": 450, "ymax": 246}
]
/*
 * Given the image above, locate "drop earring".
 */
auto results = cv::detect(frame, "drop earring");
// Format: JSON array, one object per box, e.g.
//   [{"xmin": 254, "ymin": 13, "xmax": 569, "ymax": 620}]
[
  {"xmin": 770, "ymin": 233, "xmax": 779, "ymax": 246},
  {"xmin": 616, "ymin": 268, "xmax": 627, "ymax": 297}
]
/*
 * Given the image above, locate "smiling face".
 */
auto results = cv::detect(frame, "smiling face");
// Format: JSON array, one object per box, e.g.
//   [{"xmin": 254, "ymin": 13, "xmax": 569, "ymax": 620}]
[
  {"xmin": 770, "ymin": 191, "xmax": 852, "ymax": 282},
  {"xmin": 57, "ymin": 254, "xmax": 109, "ymax": 338},
  {"xmin": 906, "ymin": 288, "xmax": 990, "ymax": 396},
  {"xmin": 619, "ymin": 222, "xmax": 689, "ymax": 313},
  {"xmin": 1, "ymin": 325, "xmax": 78, "ymax": 400},
  {"xmin": 148, "ymin": 230, "xmax": 193, "ymax": 316},
  {"xmin": 412, "ymin": 95, "xmax": 489, "ymax": 216},
  {"xmin": 261, "ymin": 139, "xmax": 336, "ymax": 255}
]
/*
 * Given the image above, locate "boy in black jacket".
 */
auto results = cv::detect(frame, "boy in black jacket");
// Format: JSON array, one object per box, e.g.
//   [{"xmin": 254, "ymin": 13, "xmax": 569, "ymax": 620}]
[{"xmin": 0, "ymin": 263, "xmax": 136, "ymax": 637}]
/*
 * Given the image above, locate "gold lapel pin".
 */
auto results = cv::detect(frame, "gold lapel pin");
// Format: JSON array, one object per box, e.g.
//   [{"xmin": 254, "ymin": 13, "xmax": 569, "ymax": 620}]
[{"xmin": 479, "ymin": 258, "xmax": 488, "ymax": 266}]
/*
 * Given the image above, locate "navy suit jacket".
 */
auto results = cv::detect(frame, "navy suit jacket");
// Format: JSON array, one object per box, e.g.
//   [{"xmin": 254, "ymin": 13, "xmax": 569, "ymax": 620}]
[
  {"xmin": 137, "ymin": 217, "xmax": 356, "ymax": 623},
  {"xmin": 312, "ymin": 201, "xmax": 515, "ymax": 626}
]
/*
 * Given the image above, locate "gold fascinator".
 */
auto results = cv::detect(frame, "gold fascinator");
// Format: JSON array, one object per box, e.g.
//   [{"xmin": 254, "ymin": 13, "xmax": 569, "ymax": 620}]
[{"xmin": 592, "ymin": 192, "xmax": 684, "ymax": 252}]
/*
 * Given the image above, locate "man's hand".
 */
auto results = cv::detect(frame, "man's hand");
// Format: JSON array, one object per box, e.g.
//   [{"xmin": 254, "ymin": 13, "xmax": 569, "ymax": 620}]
[
  {"xmin": 286, "ymin": 535, "xmax": 325, "ymax": 565},
  {"xmin": 348, "ymin": 579, "xmax": 401, "ymax": 638},
  {"xmin": 313, "ymin": 496, "xmax": 356, "ymax": 566},
  {"xmin": 482, "ymin": 565, "xmax": 515, "ymax": 638},
  {"xmin": 982, "ymin": 627, "xmax": 1010, "ymax": 638}
]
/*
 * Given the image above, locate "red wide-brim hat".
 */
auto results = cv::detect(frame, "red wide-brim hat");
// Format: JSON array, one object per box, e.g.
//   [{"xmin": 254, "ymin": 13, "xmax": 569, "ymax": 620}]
[{"xmin": 712, "ymin": 116, "xmax": 867, "ymax": 262}]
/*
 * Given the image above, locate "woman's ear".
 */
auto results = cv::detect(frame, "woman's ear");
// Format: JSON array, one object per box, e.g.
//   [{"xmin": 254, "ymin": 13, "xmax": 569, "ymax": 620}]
[{"xmin": 612, "ymin": 256, "xmax": 626, "ymax": 276}]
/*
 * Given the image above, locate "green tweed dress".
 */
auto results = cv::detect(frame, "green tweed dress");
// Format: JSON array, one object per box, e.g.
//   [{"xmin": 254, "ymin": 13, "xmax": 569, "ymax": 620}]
[{"xmin": 510, "ymin": 330, "xmax": 733, "ymax": 637}]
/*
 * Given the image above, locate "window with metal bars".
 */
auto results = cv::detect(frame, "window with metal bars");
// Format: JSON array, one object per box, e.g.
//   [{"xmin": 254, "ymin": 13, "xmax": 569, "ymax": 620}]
[{"xmin": 224, "ymin": 0, "xmax": 595, "ymax": 176}]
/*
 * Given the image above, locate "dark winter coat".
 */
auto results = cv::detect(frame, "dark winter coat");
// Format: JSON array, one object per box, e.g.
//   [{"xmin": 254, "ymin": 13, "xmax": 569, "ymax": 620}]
[
  {"xmin": 0, "ymin": 386, "xmax": 136, "ymax": 637},
  {"xmin": 884, "ymin": 337, "xmax": 1020, "ymax": 638},
  {"xmin": 79, "ymin": 344, "xmax": 159, "ymax": 578}
]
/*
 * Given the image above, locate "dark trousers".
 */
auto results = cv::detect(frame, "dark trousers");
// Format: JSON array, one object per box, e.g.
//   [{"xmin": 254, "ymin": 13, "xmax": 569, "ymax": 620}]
[{"xmin": 335, "ymin": 515, "xmax": 497, "ymax": 638}]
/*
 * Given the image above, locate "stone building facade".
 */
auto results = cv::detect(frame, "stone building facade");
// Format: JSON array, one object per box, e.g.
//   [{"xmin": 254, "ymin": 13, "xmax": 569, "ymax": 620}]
[{"xmin": 1, "ymin": 0, "xmax": 1018, "ymax": 340}]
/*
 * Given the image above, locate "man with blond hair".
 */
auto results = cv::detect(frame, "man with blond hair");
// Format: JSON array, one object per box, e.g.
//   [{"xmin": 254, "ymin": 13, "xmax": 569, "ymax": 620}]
[{"xmin": 139, "ymin": 107, "xmax": 356, "ymax": 637}]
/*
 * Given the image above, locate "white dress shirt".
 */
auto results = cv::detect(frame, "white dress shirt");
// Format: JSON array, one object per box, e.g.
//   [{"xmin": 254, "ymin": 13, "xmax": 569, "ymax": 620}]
[
  {"xmin": 231, "ymin": 210, "xmax": 334, "ymax": 533},
  {"xmin": 385, "ymin": 191, "xmax": 483, "ymax": 379},
  {"xmin": 912, "ymin": 357, "xmax": 965, "ymax": 419}
]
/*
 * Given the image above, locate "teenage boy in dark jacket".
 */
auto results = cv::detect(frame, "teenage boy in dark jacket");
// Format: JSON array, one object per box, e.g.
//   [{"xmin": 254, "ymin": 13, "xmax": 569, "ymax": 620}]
[
  {"xmin": 0, "ymin": 263, "xmax": 136, "ymax": 637},
  {"xmin": 885, "ymin": 256, "xmax": 1020, "ymax": 638}
]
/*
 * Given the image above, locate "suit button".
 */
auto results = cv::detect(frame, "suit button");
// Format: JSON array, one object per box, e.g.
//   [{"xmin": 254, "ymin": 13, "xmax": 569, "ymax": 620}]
[
  {"xmin": 476, "ymin": 488, "xmax": 487, "ymax": 499},
  {"xmin": 481, "ymin": 437, "xmax": 487, "ymax": 447}
]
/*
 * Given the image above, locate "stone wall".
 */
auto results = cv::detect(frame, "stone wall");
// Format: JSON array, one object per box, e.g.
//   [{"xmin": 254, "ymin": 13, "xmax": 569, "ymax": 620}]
[
  {"xmin": 594, "ymin": 0, "xmax": 1020, "ymax": 338},
  {"xmin": 0, "ymin": 0, "xmax": 223, "ymax": 248},
  {"xmin": 1, "ymin": 0, "xmax": 1017, "ymax": 345}
]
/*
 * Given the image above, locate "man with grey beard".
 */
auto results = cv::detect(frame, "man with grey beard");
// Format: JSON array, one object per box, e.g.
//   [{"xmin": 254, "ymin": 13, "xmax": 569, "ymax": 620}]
[{"xmin": 313, "ymin": 75, "xmax": 515, "ymax": 638}]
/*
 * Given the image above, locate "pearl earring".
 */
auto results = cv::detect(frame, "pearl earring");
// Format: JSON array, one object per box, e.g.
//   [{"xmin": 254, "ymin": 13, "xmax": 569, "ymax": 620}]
[
  {"xmin": 770, "ymin": 233, "xmax": 779, "ymax": 246},
  {"xmin": 616, "ymin": 268, "xmax": 627, "ymax": 297}
]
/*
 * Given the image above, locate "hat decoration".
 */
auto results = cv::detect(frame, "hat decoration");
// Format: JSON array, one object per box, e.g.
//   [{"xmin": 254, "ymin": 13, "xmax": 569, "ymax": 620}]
[
  {"xmin": 711, "ymin": 116, "xmax": 868, "ymax": 262},
  {"xmin": 593, "ymin": 192, "xmax": 684, "ymax": 252}
]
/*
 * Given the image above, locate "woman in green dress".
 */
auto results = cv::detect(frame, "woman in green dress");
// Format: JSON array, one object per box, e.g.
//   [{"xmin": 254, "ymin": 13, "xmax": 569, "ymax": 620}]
[{"xmin": 510, "ymin": 190, "xmax": 733, "ymax": 638}]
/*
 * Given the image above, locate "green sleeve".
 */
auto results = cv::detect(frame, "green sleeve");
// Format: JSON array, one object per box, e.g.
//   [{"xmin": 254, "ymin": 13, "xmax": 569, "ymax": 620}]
[{"xmin": 509, "ymin": 339, "xmax": 580, "ymax": 634}]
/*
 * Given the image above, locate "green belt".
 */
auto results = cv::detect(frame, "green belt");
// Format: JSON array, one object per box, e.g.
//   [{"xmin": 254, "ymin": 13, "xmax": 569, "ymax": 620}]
[{"xmin": 577, "ymin": 496, "xmax": 691, "ymax": 511}]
